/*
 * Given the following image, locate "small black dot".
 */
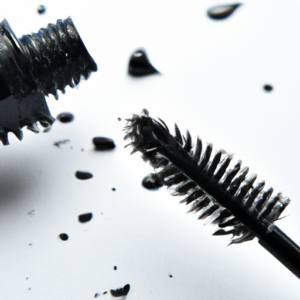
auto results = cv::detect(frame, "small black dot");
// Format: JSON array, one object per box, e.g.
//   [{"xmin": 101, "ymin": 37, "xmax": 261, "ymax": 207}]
[
  {"xmin": 57, "ymin": 112, "xmax": 74, "ymax": 123},
  {"xmin": 37, "ymin": 5, "xmax": 46, "ymax": 14},
  {"xmin": 112, "ymin": 188, "xmax": 116, "ymax": 191},
  {"xmin": 59, "ymin": 233, "xmax": 69, "ymax": 241},
  {"xmin": 114, "ymin": 266, "xmax": 117, "ymax": 270},
  {"xmin": 263, "ymin": 84, "xmax": 273, "ymax": 92},
  {"xmin": 169, "ymin": 275, "xmax": 173, "ymax": 278},
  {"xmin": 118, "ymin": 118, "xmax": 121, "ymax": 121}
]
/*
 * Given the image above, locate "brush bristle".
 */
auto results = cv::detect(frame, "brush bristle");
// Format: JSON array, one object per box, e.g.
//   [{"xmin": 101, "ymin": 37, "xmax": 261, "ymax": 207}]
[{"xmin": 124, "ymin": 109, "xmax": 291, "ymax": 244}]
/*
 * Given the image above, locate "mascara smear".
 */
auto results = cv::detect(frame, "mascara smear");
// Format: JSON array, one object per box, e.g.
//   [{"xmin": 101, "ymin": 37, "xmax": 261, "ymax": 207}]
[
  {"xmin": 128, "ymin": 49, "xmax": 159, "ymax": 76},
  {"xmin": 110, "ymin": 284, "xmax": 130, "ymax": 297},
  {"xmin": 142, "ymin": 173, "xmax": 163, "ymax": 190},
  {"xmin": 207, "ymin": 3, "xmax": 242, "ymax": 20}
]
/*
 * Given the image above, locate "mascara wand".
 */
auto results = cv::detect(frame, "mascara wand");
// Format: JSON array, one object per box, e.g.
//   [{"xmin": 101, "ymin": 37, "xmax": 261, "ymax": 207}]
[{"xmin": 124, "ymin": 109, "xmax": 300, "ymax": 279}]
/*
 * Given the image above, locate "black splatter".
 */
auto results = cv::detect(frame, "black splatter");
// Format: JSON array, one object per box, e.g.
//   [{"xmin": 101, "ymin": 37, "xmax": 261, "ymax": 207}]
[
  {"xmin": 93, "ymin": 137, "xmax": 115, "ymax": 150},
  {"xmin": 128, "ymin": 49, "xmax": 159, "ymax": 77},
  {"xmin": 112, "ymin": 188, "xmax": 116, "ymax": 191},
  {"xmin": 75, "ymin": 171, "xmax": 93, "ymax": 180},
  {"xmin": 110, "ymin": 284, "xmax": 130, "ymax": 297},
  {"xmin": 53, "ymin": 139, "xmax": 70, "ymax": 147},
  {"xmin": 57, "ymin": 112, "xmax": 74, "ymax": 123},
  {"xmin": 94, "ymin": 293, "xmax": 100, "ymax": 298},
  {"xmin": 264, "ymin": 84, "xmax": 273, "ymax": 92},
  {"xmin": 103, "ymin": 291, "xmax": 107, "ymax": 295},
  {"xmin": 114, "ymin": 266, "xmax": 117, "ymax": 270},
  {"xmin": 207, "ymin": 3, "xmax": 241, "ymax": 20},
  {"xmin": 169, "ymin": 275, "xmax": 173, "ymax": 278},
  {"xmin": 59, "ymin": 233, "xmax": 69, "ymax": 241},
  {"xmin": 37, "ymin": 5, "xmax": 46, "ymax": 14},
  {"xmin": 78, "ymin": 213, "xmax": 93, "ymax": 223},
  {"xmin": 142, "ymin": 173, "xmax": 163, "ymax": 190}
]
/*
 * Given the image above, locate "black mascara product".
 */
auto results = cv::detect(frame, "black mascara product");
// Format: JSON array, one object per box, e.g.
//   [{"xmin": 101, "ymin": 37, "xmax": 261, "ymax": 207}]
[{"xmin": 124, "ymin": 109, "xmax": 300, "ymax": 279}]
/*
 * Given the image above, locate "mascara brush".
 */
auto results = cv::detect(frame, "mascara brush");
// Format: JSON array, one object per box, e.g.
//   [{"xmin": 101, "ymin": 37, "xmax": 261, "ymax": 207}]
[{"xmin": 124, "ymin": 109, "xmax": 300, "ymax": 279}]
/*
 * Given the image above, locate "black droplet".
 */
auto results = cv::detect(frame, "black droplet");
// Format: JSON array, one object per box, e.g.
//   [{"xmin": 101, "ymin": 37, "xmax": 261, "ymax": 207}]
[
  {"xmin": 94, "ymin": 293, "xmax": 100, "ymax": 298},
  {"xmin": 78, "ymin": 213, "xmax": 93, "ymax": 223},
  {"xmin": 142, "ymin": 173, "xmax": 163, "ymax": 190},
  {"xmin": 128, "ymin": 49, "xmax": 159, "ymax": 77},
  {"xmin": 118, "ymin": 118, "xmax": 121, "ymax": 121},
  {"xmin": 103, "ymin": 291, "xmax": 108, "ymax": 295},
  {"xmin": 169, "ymin": 274, "xmax": 173, "ymax": 278},
  {"xmin": 93, "ymin": 137, "xmax": 115, "ymax": 150},
  {"xmin": 114, "ymin": 266, "xmax": 117, "ymax": 270},
  {"xmin": 59, "ymin": 233, "xmax": 69, "ymax": 241},
  {"xmin": 37, "ymin": 5, "xmax": 46, "ymax": 14},
  {"xmin": 263, "ymin": 84, "xmax": 273, "ymax": 92},
  {"xmin": 110, "ymin": 284, "xmax": 130, "ymax": 297},
  {"xmin": 57, "ymin": 112, "xmax": 74, "ymax": 123},
  {"xmin": 207, "ymin": 3, "xmax": 241, "ymax": 20},
  {"xmin": 75, "ymin": 171, "xmax": 93, "ymax": 180},
  {"xmin": 112, "ymin": 188, "xmax": 116, "ymax": 191}
]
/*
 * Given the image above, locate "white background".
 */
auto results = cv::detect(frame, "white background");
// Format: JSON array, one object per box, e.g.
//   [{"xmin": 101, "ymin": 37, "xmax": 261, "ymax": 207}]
[{"xmin": 0, "ymin": 0, "xmax": 299, "ymax": 299}]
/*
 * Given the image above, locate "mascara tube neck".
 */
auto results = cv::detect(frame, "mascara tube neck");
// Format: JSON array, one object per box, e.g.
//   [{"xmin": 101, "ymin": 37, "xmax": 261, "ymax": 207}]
[{"xmin": 258, "ymin": 226, "xmax": 300, "ymax": 279}]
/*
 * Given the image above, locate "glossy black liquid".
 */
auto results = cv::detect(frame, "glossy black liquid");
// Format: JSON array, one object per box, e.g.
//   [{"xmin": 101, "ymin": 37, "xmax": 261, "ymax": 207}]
[
  {"xmin": 110, "ymin": 284, "xmax": 130, "ymax": 297},
  {"xmin": 264, "ymin": 84, "xmax": 273, "ymax": 92},
  {"xmin": 57, "ymin": 113, "xmax": 74, "ymax": 123},
  {"xmin": 207, "ymin": 3, "xmax": 241, "ymax": 20},
  {"xmin": 142, "ymin": 173, "xmax": 163, "ymax": 190},
  {"xmin": 75, "ymin": 171, "xmax": 93, "ymax": 180},
  {"xmin": 78, "ymin": 213, "xmax": 93, "ymax": 223},
  {"xmin": 59, "ymin": 233, "xmax": 69, "ymax": 241},
  {"xmin": 128, "ymin": 49, "xmax": 159, "ymax": 77},
  {"xmin": 37, "ymin": 5, "xmax": 46, "ymax": 14},
  {"xmin": 93, "ymin": 137, "xmax": 115, "ymax": 150}
]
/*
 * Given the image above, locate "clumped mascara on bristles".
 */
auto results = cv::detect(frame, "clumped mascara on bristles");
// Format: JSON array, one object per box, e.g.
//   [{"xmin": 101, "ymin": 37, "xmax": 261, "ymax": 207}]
[{"xmin": 124, "ymin": 109, "xmax": 290, "ymax": 245}]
